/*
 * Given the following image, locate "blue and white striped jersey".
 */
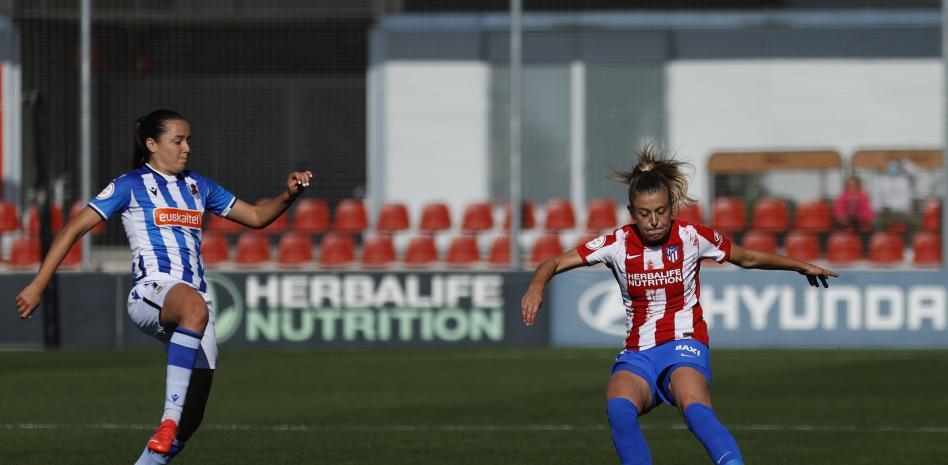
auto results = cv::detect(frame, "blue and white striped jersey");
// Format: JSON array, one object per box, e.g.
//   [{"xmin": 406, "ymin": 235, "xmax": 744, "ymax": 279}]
[{"xmin": 89, "ymin": 163, "xmax": 237, "ymax": 292}]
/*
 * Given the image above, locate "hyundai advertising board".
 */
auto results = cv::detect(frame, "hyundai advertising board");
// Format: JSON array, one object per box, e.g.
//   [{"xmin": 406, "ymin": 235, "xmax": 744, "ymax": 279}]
[{"xmin": 550, "ymin": 268, "xmax": 948, "ymax": 347}]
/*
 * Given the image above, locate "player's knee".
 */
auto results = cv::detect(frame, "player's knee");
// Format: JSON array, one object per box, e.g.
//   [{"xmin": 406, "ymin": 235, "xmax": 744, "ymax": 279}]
[
  {"xmin": 179, "ymin": 298, "xmax": 208, "ymax": 330},
  {"xmin": 606, "ymin": 397, "xmax": 640, "ymax": 424}
]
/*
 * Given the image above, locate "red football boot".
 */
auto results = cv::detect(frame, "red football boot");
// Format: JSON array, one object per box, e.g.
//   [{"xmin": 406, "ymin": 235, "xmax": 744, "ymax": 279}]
[{"xmin": 147, "ymin": 419, "xmax": 178, "ymax": 454}]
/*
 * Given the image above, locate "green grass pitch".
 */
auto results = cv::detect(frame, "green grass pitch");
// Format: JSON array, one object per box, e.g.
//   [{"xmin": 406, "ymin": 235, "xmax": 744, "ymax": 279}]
[{"xmin": 1, "ymin": 347, "xmax": 946, "ymax": 464}]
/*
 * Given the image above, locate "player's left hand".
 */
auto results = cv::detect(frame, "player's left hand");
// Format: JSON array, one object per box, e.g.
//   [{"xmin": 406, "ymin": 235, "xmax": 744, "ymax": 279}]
[
  {"xmin": 799, "ymin": 263, "xmax": 838, "ymax": 288},
  {"xmin": 287, "ymin": 171, "xmax": 314, "ymax": 196}
]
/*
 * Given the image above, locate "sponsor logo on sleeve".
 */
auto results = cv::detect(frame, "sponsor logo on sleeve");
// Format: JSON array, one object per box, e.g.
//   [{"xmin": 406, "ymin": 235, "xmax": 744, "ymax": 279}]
[
  {"xmin": 585, "ymin": 235, "xmax": 607, "ymax": 250},
  {"xmin": 153, "ymin": 208, "xmax": 203, "ymax": 229},
  {"xmin": 95, "ymin": 182, "xmax": 115, "ymax": 200},
  {"xmin": 713, "ymin": 231, "xmax": 723, "ymax": 247}
]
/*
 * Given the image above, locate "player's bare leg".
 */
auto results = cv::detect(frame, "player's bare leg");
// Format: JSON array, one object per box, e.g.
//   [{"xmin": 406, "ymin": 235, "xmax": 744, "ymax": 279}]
[
  {"xmin": 605, "ymin": 371, "xmax": 654, "ymax": 465},
  {"xmin": 670, "ymin": 367, "xmax": 744, "ymax": 465}
]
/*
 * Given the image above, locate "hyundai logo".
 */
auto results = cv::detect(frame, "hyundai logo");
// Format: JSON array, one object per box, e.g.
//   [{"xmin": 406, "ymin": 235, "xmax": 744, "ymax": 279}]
[{"xmin": 577, "ymin": 280, "xmax": 628, "ymax": 336}]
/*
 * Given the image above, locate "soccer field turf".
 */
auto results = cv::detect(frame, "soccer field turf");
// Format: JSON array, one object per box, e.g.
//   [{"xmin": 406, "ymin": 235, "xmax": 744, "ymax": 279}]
[{"xmin": 1, "ymin": 347, "xmax": 946, "ymax": 464}]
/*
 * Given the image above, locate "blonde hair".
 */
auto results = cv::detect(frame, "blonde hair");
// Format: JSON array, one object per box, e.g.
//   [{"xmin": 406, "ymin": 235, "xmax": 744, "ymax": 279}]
[{"xmin": 613, "ymin": 143, "xmax": 696, "ymax": 208}]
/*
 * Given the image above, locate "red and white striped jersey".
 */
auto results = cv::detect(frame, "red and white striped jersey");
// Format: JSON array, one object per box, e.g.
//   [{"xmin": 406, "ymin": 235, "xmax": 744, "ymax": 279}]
[{"xmin": 577, "ymin": 220, "xmax": 731, "ymax": 351}]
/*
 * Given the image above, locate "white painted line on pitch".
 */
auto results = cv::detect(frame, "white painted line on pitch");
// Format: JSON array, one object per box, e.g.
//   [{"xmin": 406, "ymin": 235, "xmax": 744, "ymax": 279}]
[{"xmin": 3, "ymin": 423, "xmax": 948, "ymax": 434}]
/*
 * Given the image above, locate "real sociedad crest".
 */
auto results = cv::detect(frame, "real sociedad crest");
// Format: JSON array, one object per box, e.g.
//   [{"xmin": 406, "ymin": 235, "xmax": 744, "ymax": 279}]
[{"xmin": 665, "ymin": 245, "xmax": 680, "ymax": 263}]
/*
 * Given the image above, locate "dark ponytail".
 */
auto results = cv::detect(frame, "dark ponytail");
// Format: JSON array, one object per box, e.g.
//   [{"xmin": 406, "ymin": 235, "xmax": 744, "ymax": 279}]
[{"xmin": 131, "ymin": 109, "xmax": 186, "ymax": 169}]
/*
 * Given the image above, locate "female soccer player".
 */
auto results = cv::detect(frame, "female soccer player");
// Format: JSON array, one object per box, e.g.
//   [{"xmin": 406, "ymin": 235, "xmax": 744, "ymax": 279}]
[
  {"xmin": 521, "ymin": 146, "xmax": 838, "ymax": 465},
  {"xmin": 14, "ymin": 109, "xmax": 313, "ymax": 465}
]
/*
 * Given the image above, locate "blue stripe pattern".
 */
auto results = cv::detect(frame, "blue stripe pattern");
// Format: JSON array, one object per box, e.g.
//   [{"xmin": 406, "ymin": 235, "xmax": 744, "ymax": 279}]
[
  {"xmin": 130, "ymin": 174, "xmax": 172, "ymax": 275},
  {"xmin": 175, "ymin": 176, "xmax": 207, "ymax": 291},
  {"xmin": 155, "ymin": 177, "xmax": 194, "ymax": 284}
]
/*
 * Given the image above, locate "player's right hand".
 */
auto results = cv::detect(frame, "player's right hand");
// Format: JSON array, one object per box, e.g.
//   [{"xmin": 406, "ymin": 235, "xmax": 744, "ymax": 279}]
[
  {"xmin": 15, "ymin": 282, "xmax": 42, "ymax": 319},
  {"xmin": 521, "ymin": 284, "xmax": 544, "ymax": 326}
]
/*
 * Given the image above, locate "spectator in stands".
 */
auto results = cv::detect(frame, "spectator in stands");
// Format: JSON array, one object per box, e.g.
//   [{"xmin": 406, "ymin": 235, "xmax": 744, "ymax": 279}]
[
  {"xmin": 833, "ymin": 175, "xmax": 874, "ymax": 231},
  {"xmin": 870, "ymin": 157, "xmax": 918, "ymax": 231}
]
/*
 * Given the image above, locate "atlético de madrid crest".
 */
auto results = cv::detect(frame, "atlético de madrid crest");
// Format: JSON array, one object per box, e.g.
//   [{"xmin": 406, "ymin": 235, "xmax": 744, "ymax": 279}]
[{"xmin": 665, "ymin": 245, "xmax": 680, "ymax": 263}]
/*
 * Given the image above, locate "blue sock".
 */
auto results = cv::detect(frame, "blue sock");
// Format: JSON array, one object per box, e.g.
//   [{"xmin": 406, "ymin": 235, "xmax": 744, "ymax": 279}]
[
  {"xmin": 606, "ymin": 398, "xmax": 652, "ymax": 465},
  {"xmin": 163, "ymin": 327, "xmax": 203, "ymax": 423},
  {"xmin": 683, "ymin": 403, "xmax": 744, "ymax": 465}
]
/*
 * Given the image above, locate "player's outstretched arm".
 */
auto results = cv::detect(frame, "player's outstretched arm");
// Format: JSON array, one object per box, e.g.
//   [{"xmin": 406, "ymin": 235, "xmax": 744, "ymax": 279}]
[
  {"xmin": 727, "ymin": 243, "xmax": 838, "ymax": 288},
  {"xmin": 226, "ymin": 170, "xmax": 313, "ymax": 229},
  {"xmin": 15, "ymin": 207, "xmax": 103, "ymax": 319},
  {"xmin": 521, "ymin": 248, "xmax": 586, "ymax": 326}
]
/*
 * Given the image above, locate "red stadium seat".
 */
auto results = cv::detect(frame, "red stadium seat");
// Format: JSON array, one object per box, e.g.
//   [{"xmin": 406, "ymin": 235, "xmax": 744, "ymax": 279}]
[
  {"xmin": 826, "ymin": 230, "xmax": 863, "ymax": 266},
  {"xmin": 26, "ymin": 203, "xmax": 64, "ymax": 234},
  {"xmin": 200, "ymin": 232, "xmax": 229, "ymax": 267},
  {"xmin": 362, "ymin": 235, "xmax": 396, "ymax": 268},
  {"xmin": 793, "ymin": 200, "xmax": 832, "ymax": 233},
  {"xmin": 676, "ymin": 202, "xmax": 703, "ymax": 226},
  {"xmin": 586, "ymin": 198, "xmax": 618, "ymax": 231},
  {"xmin": 70, "ymin": 201, "xmax": 105, "ymax": 236},
  {"xmin": 319, "ymin": 233, "xmax": 355, "ymax": 268},
  {"xmin": 419, "ymin": 202, "xmax": 451, "ymax": 233},
  {"xmin": 530, "ymin": 233, "xmax": 563, "ymax": 264},
  {"xmin": 912, "ymin": 231, "xmax": 941, "ymax": 266},
  {"xmin": 751, "ymin": 197, "xmax": 789, "ymax": 232},
  {"xmin": 922, "ymin": 198, "xmax": 941, "ymax": 232},
  {"xmin": 234, "ymin": 232, "xmax": 270, "ymax": 267},
  {"xmin": 741, "ymin": 230, "xmax": 777, "ymax": 253},
  {"xmin": 446, "ymin": 235, "xmax": 480, "ymax": 267},
  {"xmin": 784, "ymin": 230, "xmax": 820, "ymax": 262},
  {"xmin": 207, "ymin": 214, "xmax": 244, "ymax": 235},
  {"xmin": 712, "ymin": 197, "xmax": 746, "ymax": 233},
  {"xmin": 461, "ymin": 202, "xmax": 494, "ymax": 233},
  {"xmin": 277, "ymin": 232, "xmax": 313, "ymax": 267},
  {"xmin": 404, "ymin": 234, "xmax": 438, "ymax": 267},
  {"xmin": 9, "ymin": 236, "xmax": 40, "ymax": 268},
  {"xmin": 488, "ymin": 235, "xmax": 511, "ymax": 267},
  {"xmin": 291, "ymin": 198, "xmax": 329, "ymax": 234},
  {"xmin": 544, "ymin": 199, "xmax": 576, "ymax": 231},
  {"xmin": 503, "ymin": 202, "xmax": 536, "ymax": 231},
  {"xmin": 0, "ymin": 201, "xmax": 18, "ymax": 232},
  {"xmin": 263, "ymin": 211, "xmax": 288, "ymax": 236},
  {"xmin": 376, "ymin": 202, "xmax": 410, "ymax": 233},
  {"xmin": 868, "ymin": 231, "xmax": 905, "ymax": 266},
  {"xmin": 332, "ymin": 199, "xmax": 368, "ymax": 233}
]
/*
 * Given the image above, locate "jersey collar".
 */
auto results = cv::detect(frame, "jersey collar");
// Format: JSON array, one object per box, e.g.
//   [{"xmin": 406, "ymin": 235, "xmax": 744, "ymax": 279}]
[{"xmin": 145, "ymin": 163, "xmax": 182, "ymax": 182}]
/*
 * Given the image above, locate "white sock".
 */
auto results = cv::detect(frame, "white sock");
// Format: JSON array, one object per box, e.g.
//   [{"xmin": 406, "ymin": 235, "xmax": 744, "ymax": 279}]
[{"xmin": 162, "ymin": 328, "xmax": 203, "ymax": 423}]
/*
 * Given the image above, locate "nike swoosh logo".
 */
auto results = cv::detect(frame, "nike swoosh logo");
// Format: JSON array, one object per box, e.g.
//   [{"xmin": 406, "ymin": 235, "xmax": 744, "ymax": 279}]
[{"xmin": 627, "ymin": 254, "xmax": 641, "ymax": 259}]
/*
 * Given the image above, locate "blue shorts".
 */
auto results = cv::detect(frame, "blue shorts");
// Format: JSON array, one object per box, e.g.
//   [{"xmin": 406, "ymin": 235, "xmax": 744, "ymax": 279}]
[{"xmin": 611, "ymin": 339, "xmax": 712, "ymax": 408}]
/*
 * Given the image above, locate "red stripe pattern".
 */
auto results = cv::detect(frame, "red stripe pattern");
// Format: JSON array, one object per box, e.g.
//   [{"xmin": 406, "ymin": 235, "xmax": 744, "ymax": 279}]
[{"xmin": 576, "ymin": 220, "xmax": 731, "ymax": 351}]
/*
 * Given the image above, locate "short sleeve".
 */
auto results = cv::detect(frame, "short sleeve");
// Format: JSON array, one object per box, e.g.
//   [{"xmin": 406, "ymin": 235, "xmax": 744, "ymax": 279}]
[
  {"xmin": 87, "ymin": 176, "xmax": 132, "ymax": 220},
  {"xmin": 199, "ymin": 174, "xmax": 237, "ymax": 217},
  {"xmin": 576, "ymin": 229, "xmax": 622, "ymax": 267},
  {"xmin": 693, "ymin": 224, "xmax": 732, "ymax": 263}
]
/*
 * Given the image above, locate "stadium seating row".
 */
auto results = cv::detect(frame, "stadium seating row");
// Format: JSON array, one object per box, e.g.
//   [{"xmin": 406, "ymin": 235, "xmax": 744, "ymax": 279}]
[
  {"xmin": 0, "ymin": 201, "xmax": 106, "ymax": 236},
  {"xmin": 712, "ymin": 196, "xmax": 941, "ymax": 234},
  {"xmin": 194, "ymin": 228, "xmax": 941, "ymax": 269},
  {"xmin": 2, "ymin": 196, "xmax": 940, "ymax": 237},
  {"xmin": 0, "ymin": 196, "xmax": 940, "ymax": 269},
  {"xmin": 200, "ymin": 231, "xmax": 570, "ymax": 268}
]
